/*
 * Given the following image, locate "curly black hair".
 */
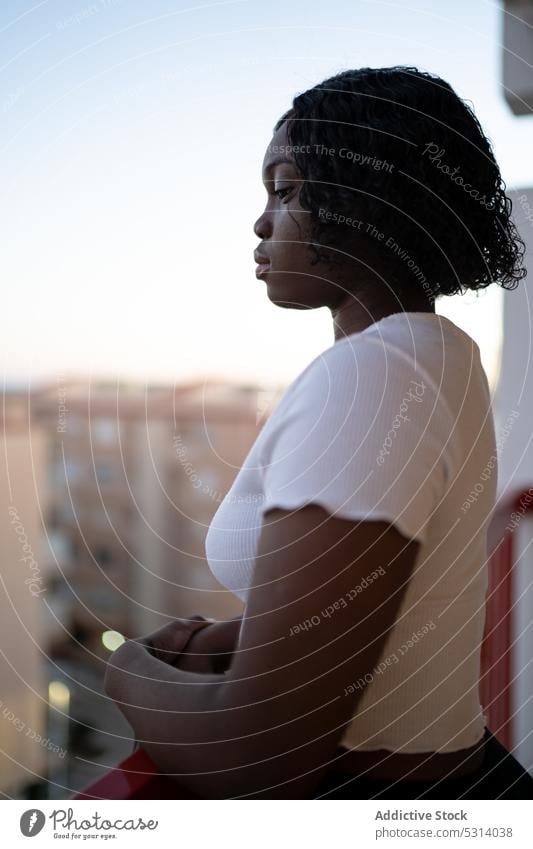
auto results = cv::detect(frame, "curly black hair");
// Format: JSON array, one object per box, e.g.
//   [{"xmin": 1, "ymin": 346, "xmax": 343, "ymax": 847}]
[{"xmin": 274, "ymin": 66, "xmax": 526, "ymax": 300}]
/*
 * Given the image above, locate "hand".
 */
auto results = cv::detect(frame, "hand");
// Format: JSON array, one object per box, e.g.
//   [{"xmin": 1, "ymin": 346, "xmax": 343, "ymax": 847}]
[
  {"xmin": 176, "ymin": 616, "xmax": 243, "ymax": 674},
  {"xmin": 176, "ymin": 624, "xmax": 217, "ymax": 674},
  {"xmin": 104, "ymin": 616, "xmax": 213, "ymax": 704},
  {"xmin": 134, "ymin": 616, "xmax": 213, "ymax": 666}
]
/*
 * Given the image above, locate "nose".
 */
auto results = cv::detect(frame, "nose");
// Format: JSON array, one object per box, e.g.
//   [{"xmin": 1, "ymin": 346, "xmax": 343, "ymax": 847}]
[{"xmin": 253, "ymin": 208, "xmax": 272, "ymax": 241}]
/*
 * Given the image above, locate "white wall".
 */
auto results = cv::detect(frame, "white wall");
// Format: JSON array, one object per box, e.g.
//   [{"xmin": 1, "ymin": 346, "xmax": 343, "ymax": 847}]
[
  {"xmin": 493, "ymin": 188, "xmax": 533, "ymax": 498},
  {"xmin": 492, "ymin": 189, "xmax": 533, "ymax": 772}
]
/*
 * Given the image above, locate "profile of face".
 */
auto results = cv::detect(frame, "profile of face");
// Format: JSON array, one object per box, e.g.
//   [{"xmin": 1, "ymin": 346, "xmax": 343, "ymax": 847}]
[{"xmin": 253, "ymin": 123, "xmax": 349, "ymax": 311}]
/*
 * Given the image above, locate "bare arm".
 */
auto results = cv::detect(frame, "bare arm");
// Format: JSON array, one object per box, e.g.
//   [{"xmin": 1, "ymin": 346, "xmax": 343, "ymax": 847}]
[{"xmin": 105, "ymin": 506, "xmax": 419, "ymax": 799}]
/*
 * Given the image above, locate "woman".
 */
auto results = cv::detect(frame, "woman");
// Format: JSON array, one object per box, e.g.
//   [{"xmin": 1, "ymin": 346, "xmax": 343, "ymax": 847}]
[{"xmin": 105, "ymin": 66, "xmax": 533, "ymax": 799}]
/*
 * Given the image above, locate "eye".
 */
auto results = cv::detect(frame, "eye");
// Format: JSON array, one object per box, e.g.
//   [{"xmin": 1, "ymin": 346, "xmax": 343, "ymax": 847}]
[{"xmin": 274, "ymin": 186, "xmax": 293, "ymax": 201}]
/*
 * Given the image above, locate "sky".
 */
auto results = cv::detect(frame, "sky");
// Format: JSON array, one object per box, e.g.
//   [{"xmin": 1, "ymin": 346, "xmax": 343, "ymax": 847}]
[{"xmin": 1, "ymin": 0, "xmax": 532, "ymax": 392}]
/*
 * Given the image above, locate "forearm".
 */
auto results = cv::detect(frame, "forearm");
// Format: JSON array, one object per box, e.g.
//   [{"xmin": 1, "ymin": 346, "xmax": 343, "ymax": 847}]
[
  {"xmin": 106, "ymin": 615, "xmax": 243, "ymax": 752},
  {"xmin": 106, "ymin": 638, "xmax": 223, "ymax": 730},
  {"xmin": 105, "ymin": 638, "xmax": 336, "ymax": 799},
  {"xmin": 106, "ymin": 638, "xmax": 251, "ymax": 795}
]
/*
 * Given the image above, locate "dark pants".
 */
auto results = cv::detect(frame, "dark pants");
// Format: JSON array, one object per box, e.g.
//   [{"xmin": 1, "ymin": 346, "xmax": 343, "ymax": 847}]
[{"xmin": 313, "ymin": 728, "xmax": 533, "ymax": 799}]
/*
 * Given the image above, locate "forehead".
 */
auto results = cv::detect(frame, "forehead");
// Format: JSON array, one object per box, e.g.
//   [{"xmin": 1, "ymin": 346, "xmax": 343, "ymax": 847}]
[{"xmin": 262, "ymin": 123, "xmax": 295, "ymax": 173}]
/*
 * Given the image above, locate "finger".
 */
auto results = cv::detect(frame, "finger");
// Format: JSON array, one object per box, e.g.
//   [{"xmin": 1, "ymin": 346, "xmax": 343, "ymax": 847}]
[{"xmin": 151, "ymin": 622, "xmax": 208, "ymax": 660}]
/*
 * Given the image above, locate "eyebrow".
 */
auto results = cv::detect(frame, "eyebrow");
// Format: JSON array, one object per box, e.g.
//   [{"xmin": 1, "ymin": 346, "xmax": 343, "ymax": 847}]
[{"xmin": 262, "ymin": 156, "xmax": 294, "ymax": 177}]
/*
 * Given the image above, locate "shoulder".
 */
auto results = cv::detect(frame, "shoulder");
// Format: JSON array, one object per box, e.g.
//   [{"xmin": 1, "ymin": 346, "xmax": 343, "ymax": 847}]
[
  {"xmin": 284, "ymin": 331, "xmax": 448, "ymax": 416},
  {"xmin": 259, "ymin": 329, "xmax": 459, "ymax": 472}
]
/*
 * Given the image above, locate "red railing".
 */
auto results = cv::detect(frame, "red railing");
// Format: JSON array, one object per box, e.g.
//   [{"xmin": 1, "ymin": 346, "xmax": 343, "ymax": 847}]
[
  {"xmin": 479, "ymin": 530, "xmax": 514, "ymax": 749},
  {"xmin": 74, "ymin": 488, "xmax": 530, "ymax": 799},
  {"xmin": 479, "ymin": 486, "xmax": 533, "ymax": 750},
  {"xmin": 74, "ymin": 747, "xmax": 192, "ymax": 800}
]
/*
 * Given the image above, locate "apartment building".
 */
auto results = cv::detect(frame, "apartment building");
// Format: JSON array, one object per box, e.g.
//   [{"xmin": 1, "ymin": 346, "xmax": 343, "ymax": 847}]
[
  {"xmin": 0, "ymin": 393, "xmax": 57, "ymax": 796},
  {"xmin": 13, "ymin": 377, "xmax": 277, "ymax": 796}
]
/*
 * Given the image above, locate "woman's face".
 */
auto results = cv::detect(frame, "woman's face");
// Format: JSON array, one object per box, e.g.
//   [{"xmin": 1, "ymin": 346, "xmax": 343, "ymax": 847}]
[{"xmin": 253, "ymin": 122, "xmax": 348, "ymax": 311}]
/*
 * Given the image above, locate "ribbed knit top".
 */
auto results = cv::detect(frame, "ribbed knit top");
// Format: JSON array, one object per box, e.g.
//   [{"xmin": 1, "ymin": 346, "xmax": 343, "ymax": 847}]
[{"xmin": 205, "ymin": 312, "xmax": 496, "ymax": 753}]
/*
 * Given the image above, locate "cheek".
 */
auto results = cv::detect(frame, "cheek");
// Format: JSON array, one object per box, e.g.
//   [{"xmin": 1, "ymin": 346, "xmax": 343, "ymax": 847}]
[{"xmin": 272, "ymin": 208, "xmax": 312, "ymax": 257}]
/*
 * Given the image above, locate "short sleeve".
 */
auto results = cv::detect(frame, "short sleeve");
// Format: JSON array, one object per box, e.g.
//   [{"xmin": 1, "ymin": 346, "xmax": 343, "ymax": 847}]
[{"xmin": 258, "ymin": 337, "xmax": 457, "ymax": 544}]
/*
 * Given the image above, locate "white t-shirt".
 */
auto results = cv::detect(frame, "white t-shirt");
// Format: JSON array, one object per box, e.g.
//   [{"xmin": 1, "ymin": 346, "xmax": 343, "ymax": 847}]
[{"xmin": 205, "ymin": 311, "xmax": 496, "ymax": 753}]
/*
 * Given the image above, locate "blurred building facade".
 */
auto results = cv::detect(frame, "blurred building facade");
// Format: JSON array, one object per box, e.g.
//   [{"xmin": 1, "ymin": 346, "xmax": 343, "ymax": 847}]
[
  {"xmin": 0, "ymin": 395, "xmax": 53, "ymax": 796},
  {"xmin": 0, "ymin": 377, "xmax": 280, "ymax": 797}
]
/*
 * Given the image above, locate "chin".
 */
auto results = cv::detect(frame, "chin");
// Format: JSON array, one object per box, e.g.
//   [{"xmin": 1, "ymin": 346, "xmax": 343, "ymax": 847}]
[
  {"xmin": 279, "ymin": 303, "xmax": 310, "ymax": 310},
  {"xmin": 267, "ymin": 294, "xmax": 310, "ymax": 310},
  {"xmin": 264, "ymin": 275, "xmax": 322, "ymax": 310}
]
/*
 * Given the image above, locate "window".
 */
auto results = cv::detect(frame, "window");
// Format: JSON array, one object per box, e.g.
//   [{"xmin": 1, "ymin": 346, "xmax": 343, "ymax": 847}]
[
  {"xmin": 51, "ymin": 457, "xmax": 82, "ymax": 486},
  {"xmin": 95, "ymin": 462, "xmax": 113, "ymax": 484},
  {"xmin": 93, "ymin": 545, "xmax": 113, "ymax": 568},
  {"xmin": 93, "ymin": 418, "xmax": 119, "ymax": 446},
  {"xmin": 65, "ymin": 458, "xmax": 82, "ymax": 484}
]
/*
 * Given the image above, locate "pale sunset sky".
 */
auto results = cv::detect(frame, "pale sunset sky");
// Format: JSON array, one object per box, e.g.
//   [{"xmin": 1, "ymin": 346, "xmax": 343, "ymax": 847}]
[{"xmin": 2, "ymin": 0, "xmax": 532, "ymax": 392}]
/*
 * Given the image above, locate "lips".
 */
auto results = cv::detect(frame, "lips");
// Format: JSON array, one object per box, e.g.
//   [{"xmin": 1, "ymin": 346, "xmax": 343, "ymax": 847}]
[
  {"xmin": 254, "ymin": 250, "xmax": 270, "ymax": 266},
  {"xmin": 254, "ymin": 249, "xmax": 271, "ymax": 277}
]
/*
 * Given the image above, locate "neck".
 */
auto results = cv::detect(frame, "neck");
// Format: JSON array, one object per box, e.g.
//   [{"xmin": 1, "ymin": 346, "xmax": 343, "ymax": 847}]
[{"xmin": 331, "ymin": 292, "xmax": 435, "ymax": 342}]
